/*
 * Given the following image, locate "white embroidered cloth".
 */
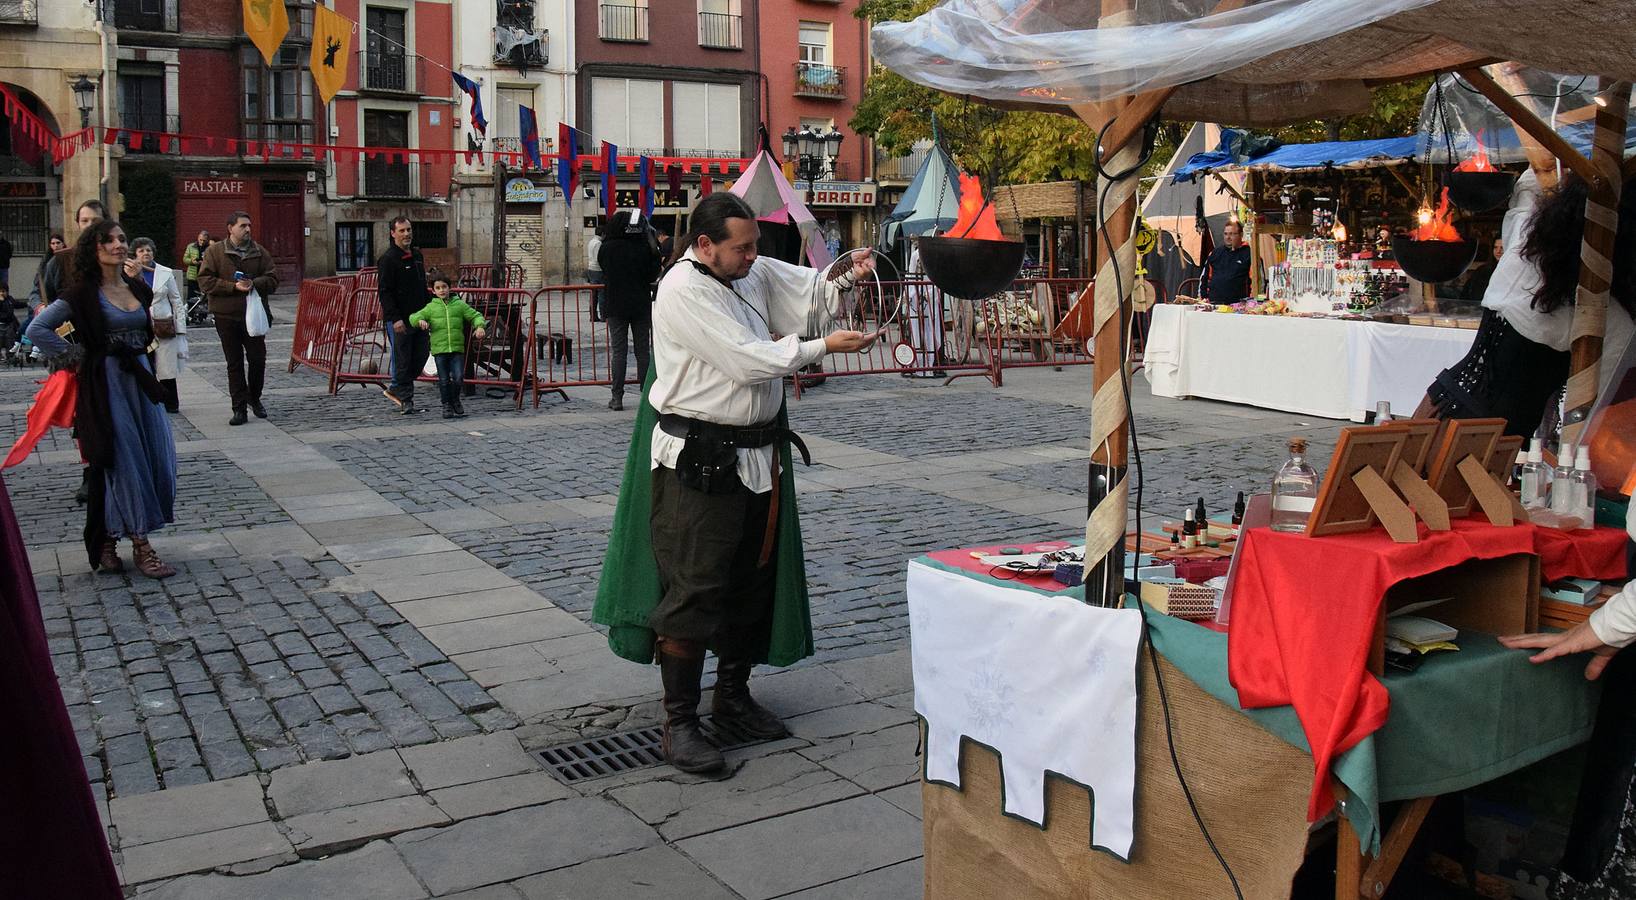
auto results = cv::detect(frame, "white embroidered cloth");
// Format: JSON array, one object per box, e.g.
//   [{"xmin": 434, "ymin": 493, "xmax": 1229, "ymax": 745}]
[{"xmin": 908, "ymin": 560, "xmax": 1143, "ymax": 857}]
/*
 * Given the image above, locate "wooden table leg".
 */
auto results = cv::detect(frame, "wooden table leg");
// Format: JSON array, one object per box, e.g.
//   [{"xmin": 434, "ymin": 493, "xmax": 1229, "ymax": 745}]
[
  {"xmin": 1358, "ymin": 796, "xmax": 1435, "ymax": 898},
  {"xmin": 1336, "ymin": 806, "xmax": 1367, "ymax": 900}
]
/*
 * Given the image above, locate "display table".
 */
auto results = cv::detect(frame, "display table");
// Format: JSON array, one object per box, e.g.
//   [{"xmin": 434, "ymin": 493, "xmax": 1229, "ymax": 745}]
[
  {"xmin": 912, "ymin": 528, "xmax": 1625, "ymax": 900},
  {"xmin": 1142, "ymin": 304, "xmax": 1476, "ymax": 420}
]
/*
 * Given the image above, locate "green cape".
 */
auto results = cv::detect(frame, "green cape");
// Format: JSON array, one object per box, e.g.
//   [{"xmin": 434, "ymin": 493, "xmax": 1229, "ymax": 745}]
[{"xmin": 592, "ymin": 368, "xmax": 815, "ymax": 666}]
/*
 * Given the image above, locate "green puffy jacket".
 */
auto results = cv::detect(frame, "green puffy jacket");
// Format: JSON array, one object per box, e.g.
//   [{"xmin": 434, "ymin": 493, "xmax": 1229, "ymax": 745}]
[{"xmin": 408, "ymin": 295, "xmax": 487, "ymax": 354}]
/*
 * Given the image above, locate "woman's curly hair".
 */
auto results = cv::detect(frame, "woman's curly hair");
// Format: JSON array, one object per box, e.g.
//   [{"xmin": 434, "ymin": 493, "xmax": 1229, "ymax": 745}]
[
  {"xmin": 69, "ymin": 219, "xmax": 125, "ymax": 293},
  {"xmin": 1521, "ymin": 173, "xmax": 1636, "ymax": 317}
]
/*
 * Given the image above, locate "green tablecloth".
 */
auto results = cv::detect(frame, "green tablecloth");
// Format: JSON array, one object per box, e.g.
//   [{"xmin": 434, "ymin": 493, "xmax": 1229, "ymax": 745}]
[{"xmin": 914, "ymin": 555, "xmax": 1602, "ymax": 854}]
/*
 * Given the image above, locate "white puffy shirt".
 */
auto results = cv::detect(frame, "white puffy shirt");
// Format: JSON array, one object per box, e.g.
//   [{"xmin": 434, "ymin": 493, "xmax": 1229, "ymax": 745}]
[
  {"xmin": 648, "ymin": 249, "xmax": 843, "ymax": 493},
  {"xmin": 1587, "ymin": 498, "xmax": 1636, "ymax": 648}
]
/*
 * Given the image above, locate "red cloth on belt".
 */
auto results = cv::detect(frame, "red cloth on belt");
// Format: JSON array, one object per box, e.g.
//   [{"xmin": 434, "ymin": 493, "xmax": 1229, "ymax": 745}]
[
  {"xmin": 2, "ymin": 370, "xmax": 77, "ymax": 470},
  {"xmin": 1227, "ymin": 522, "xmax": 1537, "ymax": 821}
]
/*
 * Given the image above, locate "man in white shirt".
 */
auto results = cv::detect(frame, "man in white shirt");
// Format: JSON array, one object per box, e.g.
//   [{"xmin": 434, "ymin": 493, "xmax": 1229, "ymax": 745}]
[
  {"xmin": 646, "ymin": 192, "xmax": 877, "ymax": 773},
  {"xmin": 586, "ymin": 228, "xmax": 604, "ymax": 322}
]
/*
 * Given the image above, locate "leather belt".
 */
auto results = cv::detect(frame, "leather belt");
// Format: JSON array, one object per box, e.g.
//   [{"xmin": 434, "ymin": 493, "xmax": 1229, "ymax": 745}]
[{"xmin": 657, "ymin": 413, "xmax": 811, "ymax": 465}]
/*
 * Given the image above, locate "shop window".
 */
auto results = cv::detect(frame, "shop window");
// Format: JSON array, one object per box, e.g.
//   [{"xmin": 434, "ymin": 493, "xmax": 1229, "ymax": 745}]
[
  {"xmin": 241, "ymin": 5, "xmax": 314, "ymax": 146},
  {"xmin": 336, "ymin": 222, "xmax": 374, "ymax": 272},
  {"xmin": 415, "ymin": 222, "xmax": 448, "ymax": 248}
]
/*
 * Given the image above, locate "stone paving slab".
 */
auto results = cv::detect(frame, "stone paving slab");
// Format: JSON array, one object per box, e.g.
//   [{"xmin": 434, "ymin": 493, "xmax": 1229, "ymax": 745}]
[
  {"xmin": 392, "ymin": 800, "xmax": 659, "ymax": 895},
  {"xmin": 136, "ymin": 838, "xmax": 427, "ymax": 900},
  {"xmin": 267, "ymin": 749, "xmax": 416, "ymax": 818},
  {"xmin": 398, "ymin": 732, "xmax": 542, "ymax": 791},
  {"xmin": 780, "ymin": 858, "xmax": 926, "ymax": 900},
  {"xmin": 110, "ymin": 775, "xmax": 268, "ymax": 846},
  {"xmin": 120, "ymin": 821, "xmax": 294, "ymax": 884},
  {"xmin": 674, "ymin": 794, "xmax": 923, "ymax": 900},
  {"xmin": 608, "ymin": 750, "xmax": 865, "ymax": 841},
  {"xmin": 284, "ymin": 794, "xmax": 450, "ymax": 855},
  {"xmin": 427, "ymin": 771, "xmax": 576, "ymax": 820},
  {"xmin": 512, "ymin": 845, "xmax": 738, "ymax": 900}
]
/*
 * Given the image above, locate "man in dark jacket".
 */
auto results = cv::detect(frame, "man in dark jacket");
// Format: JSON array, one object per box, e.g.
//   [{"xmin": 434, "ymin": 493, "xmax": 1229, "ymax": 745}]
[
  {"xmin": 198, "ymin": 210, "xmax": 279, "ymax": 425},
  {"xmin": 28, "ymin": 200, "xmax": 104, "ymax": 314},
  {"xmin": 376, "ymin": 216, "xmax": 431, "ymax": 414},
  {"xmin": 1201, "ymin": 219, "xmax": 1252, "ymax": 303},
  {"xmin": 598, "ymin": 211, "xmax": 662, "ymax": 410}
]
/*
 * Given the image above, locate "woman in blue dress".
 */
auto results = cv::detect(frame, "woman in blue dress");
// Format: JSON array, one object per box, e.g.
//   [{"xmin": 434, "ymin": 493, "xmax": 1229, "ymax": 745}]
[{"xmin": 27, "ymin": 220, "xmax": 178, "ymax": 578}]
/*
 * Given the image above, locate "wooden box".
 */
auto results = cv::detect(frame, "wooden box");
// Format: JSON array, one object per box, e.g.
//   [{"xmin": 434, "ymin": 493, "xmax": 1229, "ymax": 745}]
[{"xmin": 1370, "ymin": 554, "xmax": 1540, "ymax": 674}]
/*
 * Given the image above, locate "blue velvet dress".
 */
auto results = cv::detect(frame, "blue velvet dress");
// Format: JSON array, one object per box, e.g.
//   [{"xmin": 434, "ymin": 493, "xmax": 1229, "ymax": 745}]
[{"xmin": 27, "ymin": 295, "xmax": 177, "ymax": 538}]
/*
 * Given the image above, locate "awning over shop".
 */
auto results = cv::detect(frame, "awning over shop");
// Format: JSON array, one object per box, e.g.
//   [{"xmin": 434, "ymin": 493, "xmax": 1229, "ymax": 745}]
[{"xmin": 1171, "ymin": 131, "xmax": 1420, "ymax": 182}]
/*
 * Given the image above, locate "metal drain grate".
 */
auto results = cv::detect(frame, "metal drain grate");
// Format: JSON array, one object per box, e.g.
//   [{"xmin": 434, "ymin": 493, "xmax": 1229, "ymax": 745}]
[{"xmin": 534, "ymin": 716, "xmax": 779, "ymax": 783}]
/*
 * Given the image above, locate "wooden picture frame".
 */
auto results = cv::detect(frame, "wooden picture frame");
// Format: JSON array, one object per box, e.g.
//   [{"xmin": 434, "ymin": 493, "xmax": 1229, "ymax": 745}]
[
  {"xmin": 1486, "ymin": 434, "xmax": 1524, "ymax": 485},
  {"xmin": 1307, "ymin": 425, "xmax": 1415, "ymax": 540},
  {"xmin": 1391, "ymin": 419, "xmax": 1443, "ymax": 475},
  {"xmin": 1425, "ymin": 418, "xmax": 1506, "ymax": 518}
]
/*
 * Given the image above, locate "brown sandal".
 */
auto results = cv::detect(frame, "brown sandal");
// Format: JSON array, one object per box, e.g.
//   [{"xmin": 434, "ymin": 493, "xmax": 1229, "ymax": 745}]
[
  {"xmin": 98, "ymin": 539, "xmax": 124, "ymax": 574},
  {"xmin": 131, "ymin": 539, "xmax": 176, "ymax": 579}
]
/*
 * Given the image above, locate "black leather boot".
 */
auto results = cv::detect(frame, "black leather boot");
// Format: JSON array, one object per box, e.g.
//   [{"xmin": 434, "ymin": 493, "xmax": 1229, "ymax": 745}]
[
  {"xmin": 711, "ymin": 657, "xmax": 788, "ymax": 739},
  {"xmin": 657, "ymin": 639, "xmax": 725, "ymax": 773}
]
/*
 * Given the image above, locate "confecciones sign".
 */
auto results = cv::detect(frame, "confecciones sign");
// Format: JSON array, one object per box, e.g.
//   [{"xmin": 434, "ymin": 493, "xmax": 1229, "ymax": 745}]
[{"xmin": 805, "ymin": 181, "xmax": 877, "ymax": 207}]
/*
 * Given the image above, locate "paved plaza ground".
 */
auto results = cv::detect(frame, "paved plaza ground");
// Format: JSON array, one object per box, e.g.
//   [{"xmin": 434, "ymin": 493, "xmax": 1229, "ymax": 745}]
[{"xmin": 2, "ymin": 297, "xmax": 1344, "ymax": 898}]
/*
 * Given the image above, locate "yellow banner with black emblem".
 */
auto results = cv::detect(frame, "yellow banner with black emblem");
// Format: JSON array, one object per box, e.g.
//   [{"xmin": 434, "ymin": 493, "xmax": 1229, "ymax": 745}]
[
  {"xmin": 243, "ymin": 0, "xmax": 290, "ymax": 65},
  {"xmin": 309, "ymin": 5, "xmax": 351, "ymax": 103}
]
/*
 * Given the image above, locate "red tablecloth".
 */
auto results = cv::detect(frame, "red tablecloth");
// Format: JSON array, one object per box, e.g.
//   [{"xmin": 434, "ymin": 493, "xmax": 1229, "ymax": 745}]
[
  {"xmin": 1228, "ymin": 520, "xmax": 1629, "ymax": 822},
  {"xmin": 1528, "ymin": 522, "xmax": 1629, "ymax": 582}
]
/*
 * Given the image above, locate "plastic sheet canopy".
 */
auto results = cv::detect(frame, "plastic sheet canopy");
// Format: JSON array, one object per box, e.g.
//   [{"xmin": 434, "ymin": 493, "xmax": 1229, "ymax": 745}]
[
  {"xmin": 871, "ymin": 0, "xmax": 1438, "ymax": 108},
  {"xmin": 1417, "ymin": 68, "xmax": 1636, "ymax": 168}
]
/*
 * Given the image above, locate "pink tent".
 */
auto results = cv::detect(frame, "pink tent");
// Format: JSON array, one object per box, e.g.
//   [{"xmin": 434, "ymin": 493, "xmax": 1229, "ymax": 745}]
[{"xmin": 729, "ymin": 149, "xmax": 834, "ymax": 269}]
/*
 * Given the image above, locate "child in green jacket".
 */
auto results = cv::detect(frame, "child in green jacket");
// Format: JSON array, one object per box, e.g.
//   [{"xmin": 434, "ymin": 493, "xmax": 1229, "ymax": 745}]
[{"xmin": 409, "ymin": 270, "xmax": 487, "ymax": 419}]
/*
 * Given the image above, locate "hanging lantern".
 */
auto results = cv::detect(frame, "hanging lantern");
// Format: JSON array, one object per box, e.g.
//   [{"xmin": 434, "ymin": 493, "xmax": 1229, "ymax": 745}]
[
  {"xmin": 1393, "ymin": 188, "xmax": 1476, "ymax": 283},
  {"xmin": 917, "ymin": 174, "xmax": 1024, "ymax": 299}
]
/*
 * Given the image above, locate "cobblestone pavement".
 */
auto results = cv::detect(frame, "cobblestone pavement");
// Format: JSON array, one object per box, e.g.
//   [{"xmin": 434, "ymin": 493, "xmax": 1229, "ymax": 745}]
[{"xmin": 2, "ymin": 299, "xmax": 1345, "ymax": 896}]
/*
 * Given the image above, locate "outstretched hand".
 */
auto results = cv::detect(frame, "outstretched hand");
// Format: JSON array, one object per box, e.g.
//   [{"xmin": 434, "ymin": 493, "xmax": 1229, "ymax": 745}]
[
  {"xmin": 1499, "ymin": 622, "xmax": 1620, "ymax": 680},
  {"xmin": 823, "ymin": 329, "xmax": 881, "ymax": 354},
  {"xmin": 846, "ymin": 249, "xmax": 876, "ymax": 282}
]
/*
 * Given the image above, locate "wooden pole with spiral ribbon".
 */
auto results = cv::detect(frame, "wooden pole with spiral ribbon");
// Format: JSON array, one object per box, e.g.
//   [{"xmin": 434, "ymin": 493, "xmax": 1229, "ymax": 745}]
[{"xmin": 1561, "ymin": 79, "xmax": 1631, "ymax": 445}]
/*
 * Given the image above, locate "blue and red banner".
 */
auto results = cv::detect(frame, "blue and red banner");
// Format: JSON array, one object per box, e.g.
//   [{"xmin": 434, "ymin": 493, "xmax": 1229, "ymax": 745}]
[
  {"xmin": 556, "ymin": 122, "xmax": 581, "ymax": 200},
  {"xmin": 519, "ymin": 106, "xmax": 542, "ymax": 170},
  {"xmin": 601, "ymin": 141, "xmax": 618, "ymax": 220},
  {"xmin": 638, "ymin": 155, "xmax": 654, "ymax": 218},
  {"xmin": 450, "ymin": 72, "xmax": 487, "ymax": 135}
]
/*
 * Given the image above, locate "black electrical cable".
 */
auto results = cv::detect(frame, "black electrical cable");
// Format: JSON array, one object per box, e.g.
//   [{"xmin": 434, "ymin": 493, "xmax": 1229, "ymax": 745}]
[
  {"xmin": 1094, "ymin": 115, "xmax": 1246, "ymax": 900},
  {"xmin": 1449, "ymin": 72, "xmax": 1590, "ymax": 101}
]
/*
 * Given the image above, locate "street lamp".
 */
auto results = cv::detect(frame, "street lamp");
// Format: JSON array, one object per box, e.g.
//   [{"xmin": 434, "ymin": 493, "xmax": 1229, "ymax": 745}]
[
  {"xmin": 789, "ymin": 125, "xmax": 843, "ymax": 189},
  {"xmin": 71, "ymin": 75, "xmax": 96, "ymax": 129}
]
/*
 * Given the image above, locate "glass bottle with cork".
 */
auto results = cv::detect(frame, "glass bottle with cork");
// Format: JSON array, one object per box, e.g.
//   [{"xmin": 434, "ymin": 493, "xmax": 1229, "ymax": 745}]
[{"xmin": 1271, "ymin": 437, "xmax": 1319, "ymax": 533}]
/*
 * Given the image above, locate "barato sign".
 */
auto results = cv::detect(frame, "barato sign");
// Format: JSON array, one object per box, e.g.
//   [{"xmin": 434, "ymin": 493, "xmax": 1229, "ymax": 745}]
[
  {"xmin": 806, "ymin": 181, "xmax": 876, "ymax": 207},
  {"xmin": 180, "ymin": 178, "xmax": 248, "ymax": 196}
]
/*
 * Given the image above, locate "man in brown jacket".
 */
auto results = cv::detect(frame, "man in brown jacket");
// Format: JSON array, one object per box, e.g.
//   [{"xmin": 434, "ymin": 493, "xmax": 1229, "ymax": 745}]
[{"xmin": 197, "ymin": 210, "xmax": 279, "ymax": 425}]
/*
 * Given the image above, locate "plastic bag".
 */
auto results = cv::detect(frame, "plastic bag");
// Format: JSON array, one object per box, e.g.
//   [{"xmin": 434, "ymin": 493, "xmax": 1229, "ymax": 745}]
[{"xmin": 245, "ymin": 288, "xmax": 270, "ymax": 337}]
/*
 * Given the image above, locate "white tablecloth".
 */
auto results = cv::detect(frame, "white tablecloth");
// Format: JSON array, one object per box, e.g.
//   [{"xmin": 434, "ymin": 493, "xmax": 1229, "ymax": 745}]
[{"xmin": 1142, "ymin": 305, "xmax": 1477, "ymax": 421}]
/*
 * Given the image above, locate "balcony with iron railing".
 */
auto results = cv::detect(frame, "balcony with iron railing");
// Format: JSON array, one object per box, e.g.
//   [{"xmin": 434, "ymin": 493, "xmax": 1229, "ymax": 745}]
[
  {"xmin": 697, "ymin": 11, "xmax": 741, "ymax": 49},
  {"xmin": 794, "ymin": 63, "xmax": 845, "ymax": 99},
  {"xmin": 243, "ymin": 121, "xmax": 318, "ymax": 147},
  {"xmin": 599, "ymin": 4, "xmax": 648, "ymax": 42},
  {"xmin": 0, "ymin": 0, "xmax": 37, "ymax": 25},
  {"xmin": 361, "ymin": 157, "xmax": 422, "ymax": 198},
  {"xmin": 876, "ymin": 143, "xmax": 931, "ymax": 183},
  {"xmin": 353, "ymin": 50, "xmax": 452, "ymax": 97},
  {"xmin": 112, "ymin": 0, "xmax": 167, "ymax": 30},
  {"xmin": 493, "ymin": 24, "xmax": 548, "ymax": 68}
]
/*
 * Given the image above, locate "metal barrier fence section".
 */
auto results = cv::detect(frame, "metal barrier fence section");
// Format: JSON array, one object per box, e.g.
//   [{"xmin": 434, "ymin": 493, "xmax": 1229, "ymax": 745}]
[
  {"xmin": 331, "ymin": 287, "xmax": 539, "ymax": 409},
  {"xmin": 532, "ymin": 284, "xmax": 622, "ymax": 406},
  {"xmin": 289, "ymin": 274, "xmax": 357, "ymax": 378}
]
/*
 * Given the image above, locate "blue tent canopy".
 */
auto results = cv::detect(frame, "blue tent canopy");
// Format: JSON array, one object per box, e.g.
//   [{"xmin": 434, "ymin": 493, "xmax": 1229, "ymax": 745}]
[
  {"xmin": 1172, "ymin": 130, "xmax": 1420, "ymax": 183},
  {"xmin": 880, "ymin": 142, "xmax": 962, "ymax": 246}
]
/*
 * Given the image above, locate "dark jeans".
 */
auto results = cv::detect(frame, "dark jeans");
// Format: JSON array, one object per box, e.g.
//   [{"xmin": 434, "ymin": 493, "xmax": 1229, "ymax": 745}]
[
  {"xmin": 433, "ymin": 353, "xmax": 465, "ymax": 407},
  {"xmin": 648, "ymin": 465, "xmax": 777, "ymax": 659},
  {"xmin": 390, "ymin": 326, "xmax": 431, "ymax": 401},
  {"xmin": 214, "ymin": 316, "xmax": 265, "ymax": 412},
  {"xmin": 607, "ymin": 316, "xmax": 650, "ymax": 397}
]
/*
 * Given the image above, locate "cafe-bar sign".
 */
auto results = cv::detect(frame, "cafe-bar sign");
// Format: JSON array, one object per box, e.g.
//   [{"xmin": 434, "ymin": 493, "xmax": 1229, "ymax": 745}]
[{"xmin": 806, "ymin": 181, "xmax": 876, "ymax": 207}]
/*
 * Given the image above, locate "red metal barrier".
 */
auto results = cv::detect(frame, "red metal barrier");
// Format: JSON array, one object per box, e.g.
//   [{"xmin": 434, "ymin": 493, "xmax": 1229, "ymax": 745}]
[
  {"xmin": 289, "ymin": 274, "xmax": 356, "ymax": 377},
  {"xmin": 531, "ymin": 284, "xmax": 633, "ymax": 406},
  {"xmin": 457, "ymin": 262, "xmax": 526, "ymax": 290},
  {"xmin": 793, "ymin": 278, "xmax": 992, "ymax": 397},
  {"xmin": 332, "ymin": 287, "xmax": 538, "ymax": 409},
  {"xmin": 977, "ymin": 278, "xmax": 1096, "ymax": 382}
]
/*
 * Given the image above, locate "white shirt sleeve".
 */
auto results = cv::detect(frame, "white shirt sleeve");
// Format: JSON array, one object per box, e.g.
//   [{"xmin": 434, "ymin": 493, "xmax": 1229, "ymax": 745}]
[
  {"xmin": 750, "ymin": 255, "xmax": 845, "ymax": 339},
  {"xmin": 662, "ymin": 275, "xmax": 826, "ymax": 385},
  {"xmin": 1587, "ymin": 498, "xmax": 1636, "ymax": 647},
  {"xmin": 1482, "ymin": 170, "xmax": 1573, "ymax": 350}
]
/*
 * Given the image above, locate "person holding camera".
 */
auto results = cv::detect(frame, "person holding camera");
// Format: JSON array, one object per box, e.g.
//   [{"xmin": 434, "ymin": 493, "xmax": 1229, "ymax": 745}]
[{"xmin": 197, "ymin": 211, "xmax": 278, "ymax": 426}]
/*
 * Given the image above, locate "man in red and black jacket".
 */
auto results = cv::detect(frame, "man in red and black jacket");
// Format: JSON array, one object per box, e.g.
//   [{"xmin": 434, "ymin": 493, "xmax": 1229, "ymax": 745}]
[{"xmin": 376, "ymin": 216, "xmax": 431, "ymax": 414}]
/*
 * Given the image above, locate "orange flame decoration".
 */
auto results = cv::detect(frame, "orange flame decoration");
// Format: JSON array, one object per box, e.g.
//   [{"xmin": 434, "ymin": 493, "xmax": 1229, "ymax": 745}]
[
  {"xmin": 1413, "ymin": 187, "xmax": 1461, "ymax": 242},
  {"xmin": 950, "ymin": 173, "xmax": 1004, "ymax": 241},
  {"xmin": 1454, "ymin": 131, "xmax": 1496, "ymax": 172}
]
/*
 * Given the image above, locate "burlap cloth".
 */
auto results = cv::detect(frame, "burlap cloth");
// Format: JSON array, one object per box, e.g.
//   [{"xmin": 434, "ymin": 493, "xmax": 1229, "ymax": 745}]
[{"xmin": 922, "ymin": 653, "xmax": 1312, "ymax": 899}]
